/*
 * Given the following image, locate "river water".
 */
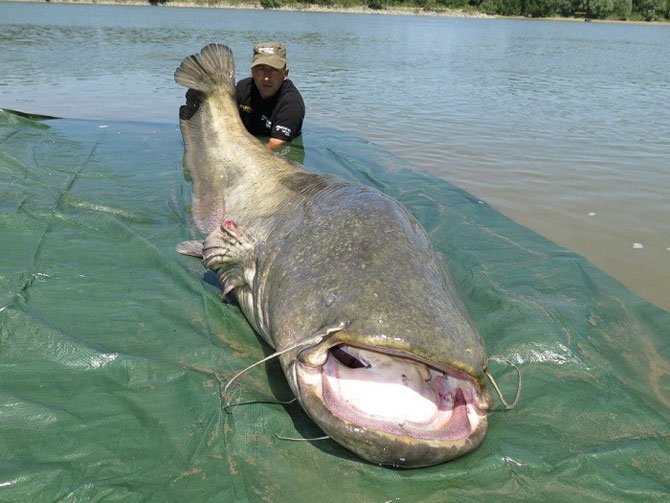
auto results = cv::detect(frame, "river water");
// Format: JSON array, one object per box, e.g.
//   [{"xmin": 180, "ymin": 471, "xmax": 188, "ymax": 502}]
[{"xmin": 1, "ymin": 2, "xmax": 669, "ymax": 310}]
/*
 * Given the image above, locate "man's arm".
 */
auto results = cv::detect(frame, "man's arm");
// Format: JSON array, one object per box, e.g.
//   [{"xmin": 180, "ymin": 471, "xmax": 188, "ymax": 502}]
[{"xmin": 268, "ymin": 83, "xmax": 304, "ymax": 149}]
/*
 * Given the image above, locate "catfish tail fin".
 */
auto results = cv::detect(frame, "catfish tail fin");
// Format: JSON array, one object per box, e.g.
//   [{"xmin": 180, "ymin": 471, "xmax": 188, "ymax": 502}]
[{"xmin": 174, "ymin": 43, "xmax": 236, "ymax": 96}]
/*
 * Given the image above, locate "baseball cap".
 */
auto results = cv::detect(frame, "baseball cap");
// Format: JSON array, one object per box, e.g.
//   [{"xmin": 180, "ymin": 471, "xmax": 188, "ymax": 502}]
[{"xmin": 251, "ymin": 42, "xmax": 287, "ymax": 70}]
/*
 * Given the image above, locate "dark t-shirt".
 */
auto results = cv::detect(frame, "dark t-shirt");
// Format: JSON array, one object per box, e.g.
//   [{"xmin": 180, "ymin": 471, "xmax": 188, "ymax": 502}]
[{"xmin": 235, "ymin": 77, "xmax": 305, "ymax": 142}]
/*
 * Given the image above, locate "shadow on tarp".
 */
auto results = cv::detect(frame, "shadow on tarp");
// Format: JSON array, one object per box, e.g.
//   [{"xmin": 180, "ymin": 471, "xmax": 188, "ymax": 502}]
[{"xmin": 0, "ymin": 110, "xmax": 668, "ymax": 502}]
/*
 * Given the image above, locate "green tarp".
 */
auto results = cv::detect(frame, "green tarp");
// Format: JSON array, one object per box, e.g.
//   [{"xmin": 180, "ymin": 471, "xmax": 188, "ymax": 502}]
[{"xmin": 1, "ymin": 110, "xmax": 668, "ymax": 501}]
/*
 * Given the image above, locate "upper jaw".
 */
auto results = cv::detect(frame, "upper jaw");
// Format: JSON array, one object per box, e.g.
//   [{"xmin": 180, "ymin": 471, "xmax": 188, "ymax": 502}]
[{"xmin": 291, "ymin": 341, "xmax": 491, "ymax": 467}]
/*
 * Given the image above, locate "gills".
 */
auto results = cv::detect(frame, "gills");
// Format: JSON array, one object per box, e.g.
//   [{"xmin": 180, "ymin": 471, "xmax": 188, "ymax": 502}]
[{"xmin": 174, "ymin": 44, "xmax": 491, "ymax": 467}]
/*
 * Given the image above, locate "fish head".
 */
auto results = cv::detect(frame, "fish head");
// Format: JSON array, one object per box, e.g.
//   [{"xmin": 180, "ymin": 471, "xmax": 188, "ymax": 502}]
[{"xmin": 283, "ymin": 329, "xmax": 492, "ymax": 468}]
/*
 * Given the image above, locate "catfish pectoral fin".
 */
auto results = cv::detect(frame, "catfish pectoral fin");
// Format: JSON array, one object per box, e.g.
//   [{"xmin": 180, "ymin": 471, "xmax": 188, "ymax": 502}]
[
  {"xmin": 219, "ymin": 272, "xmax": 246, "ymax": 296},
  {"xmin": 176, "ymin": 240, "xmax": 204, "ymax": 257},
  {"xmin": 203, "ymin": 220, "xmax": 257, "ymax": 295}
]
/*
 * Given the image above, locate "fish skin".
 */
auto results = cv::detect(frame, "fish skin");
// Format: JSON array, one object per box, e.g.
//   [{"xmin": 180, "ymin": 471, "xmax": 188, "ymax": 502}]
[{"xmin": 175, "ymin": 44, "xmax": 491, "ymax": 467}]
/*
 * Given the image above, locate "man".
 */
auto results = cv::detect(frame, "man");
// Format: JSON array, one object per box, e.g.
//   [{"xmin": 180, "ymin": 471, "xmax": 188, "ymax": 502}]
[{"xmin": 236, "ymin": 42, "xmax": 305, "ymax": 150}]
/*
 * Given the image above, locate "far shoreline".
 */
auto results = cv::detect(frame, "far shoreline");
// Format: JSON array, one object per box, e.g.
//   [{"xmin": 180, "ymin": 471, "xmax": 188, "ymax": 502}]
[
  {"xmin": 5, "ymin": 0, "xmax": 670, "ymax": 25},
  {"xmin": 6, "ymin": 0, "xmax": 492, "ymax": 17}
]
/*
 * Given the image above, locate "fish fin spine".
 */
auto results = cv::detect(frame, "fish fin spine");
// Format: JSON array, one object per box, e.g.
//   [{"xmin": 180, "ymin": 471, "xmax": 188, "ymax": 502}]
[{"xmin": 176, "ymin": 240, "xmax": 204, "ymax": 257}]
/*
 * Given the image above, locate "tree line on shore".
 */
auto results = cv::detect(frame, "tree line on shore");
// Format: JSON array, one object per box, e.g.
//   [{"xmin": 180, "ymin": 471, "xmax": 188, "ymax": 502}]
[
  {"xmin": 151, "ymin": 0, "xmax": 669, "ymax": 21},
  {"xmin": 462, "ymin": 0, "xmax": 669, "ymax": 20}
]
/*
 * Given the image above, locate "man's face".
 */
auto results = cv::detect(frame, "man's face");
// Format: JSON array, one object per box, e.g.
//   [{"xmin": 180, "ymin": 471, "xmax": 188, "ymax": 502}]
[{"xmin": 252, "ymin": 64, "xmax": 288, "ymax": 99}]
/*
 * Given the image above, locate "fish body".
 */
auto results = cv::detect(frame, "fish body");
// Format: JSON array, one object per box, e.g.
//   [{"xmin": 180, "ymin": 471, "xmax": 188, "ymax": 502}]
[{"xmin": 175, "ymin": 44, "xmax": 491, "ymax": 467}]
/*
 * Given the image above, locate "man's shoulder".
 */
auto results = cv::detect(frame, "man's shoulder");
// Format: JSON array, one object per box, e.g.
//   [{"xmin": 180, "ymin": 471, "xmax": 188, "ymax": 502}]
[
  {"xmin": 279, "ymin": 79, "xmax": 305, "ymax": 108},
  {"xmin": 281, "ymin": 79, "xmax": 302, "ymax": 96}
]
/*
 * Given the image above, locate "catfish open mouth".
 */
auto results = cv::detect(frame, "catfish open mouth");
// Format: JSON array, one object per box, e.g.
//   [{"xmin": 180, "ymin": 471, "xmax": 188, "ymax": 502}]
[{"xmin": 296, "ymin": 343, "xmax": 489, "ymax": 454}]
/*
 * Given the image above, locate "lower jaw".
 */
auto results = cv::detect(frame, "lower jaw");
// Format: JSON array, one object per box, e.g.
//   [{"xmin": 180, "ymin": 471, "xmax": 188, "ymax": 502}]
[
  {"xmin": 310, "ymin": 398, "xmax": 489, "ymax": 468},
  {"xmin": 296, "ymin": 369, "xmax": 489, "ymax": 467}
]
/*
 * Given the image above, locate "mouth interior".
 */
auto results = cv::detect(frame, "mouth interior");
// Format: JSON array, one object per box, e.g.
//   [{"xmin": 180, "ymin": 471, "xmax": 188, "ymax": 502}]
[
  {"xmin": 319, "ymin": 344, "xmax": 486, "ymax": 441},
  {"xmin": 331, "ymin": 345, "xmax": 371, "ymax": 369}
]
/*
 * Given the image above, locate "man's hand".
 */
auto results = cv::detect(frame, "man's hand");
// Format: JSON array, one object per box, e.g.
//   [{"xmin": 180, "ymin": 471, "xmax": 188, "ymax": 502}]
[{"xmin": 266, "ymin": 137, "xmax": 286, "ymax": 150}]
